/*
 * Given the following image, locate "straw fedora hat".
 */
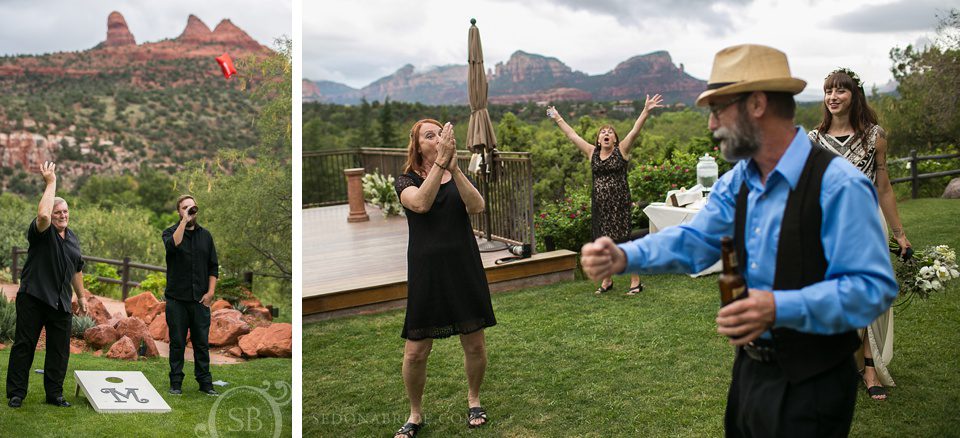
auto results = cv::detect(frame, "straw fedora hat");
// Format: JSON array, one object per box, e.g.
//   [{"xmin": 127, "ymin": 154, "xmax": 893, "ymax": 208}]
[{"xmin": 695, "ymin": 44, "xmax": 806, "ymax": 107}]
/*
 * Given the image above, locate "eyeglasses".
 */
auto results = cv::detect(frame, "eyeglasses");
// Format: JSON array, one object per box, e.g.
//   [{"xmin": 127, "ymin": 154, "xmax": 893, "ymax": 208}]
[{"xmin": 708, "ymin": 94, "xmax": 747, "ymax": 118}]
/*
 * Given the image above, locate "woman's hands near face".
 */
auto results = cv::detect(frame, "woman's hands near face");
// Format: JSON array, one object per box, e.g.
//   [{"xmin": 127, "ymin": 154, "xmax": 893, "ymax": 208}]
[{"xmin": 438, "ymin": 122, "xmax": 456, "ymax": 167}]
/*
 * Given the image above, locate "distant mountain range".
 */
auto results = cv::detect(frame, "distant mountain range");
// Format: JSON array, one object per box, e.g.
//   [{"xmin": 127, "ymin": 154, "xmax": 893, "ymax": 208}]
[{"xmin": 304, "ymin": 50, "xmax": 707, "ymax": 106}]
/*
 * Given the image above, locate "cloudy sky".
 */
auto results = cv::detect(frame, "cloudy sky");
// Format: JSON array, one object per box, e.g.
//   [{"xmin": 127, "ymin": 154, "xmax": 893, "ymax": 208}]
[
  {"xmin": 303, "ymin": 0, "xmax": 954, "ymax": 101},
  {"xmin": 0, "ymin": 0, "xmax": 291, "ymax": 56}
]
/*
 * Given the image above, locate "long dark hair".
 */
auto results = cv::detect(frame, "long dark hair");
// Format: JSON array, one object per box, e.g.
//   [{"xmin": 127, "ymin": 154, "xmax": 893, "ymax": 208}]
[{"xmin": 815, "ymin": 69, "xmax": 878, "ymax": 144}]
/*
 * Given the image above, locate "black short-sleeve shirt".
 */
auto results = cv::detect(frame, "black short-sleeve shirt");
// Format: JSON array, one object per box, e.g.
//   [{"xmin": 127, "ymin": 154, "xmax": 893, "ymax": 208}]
[
  {"xmin": 18, "ymin": 218, "xmax": 85, "ymax": 313},
  {"xmin": 162, "ymin": 223, "xmax": 220, "ymax": 302}
]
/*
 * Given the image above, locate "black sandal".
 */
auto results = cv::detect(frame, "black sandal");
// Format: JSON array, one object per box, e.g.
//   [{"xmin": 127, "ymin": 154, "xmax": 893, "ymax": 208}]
[
  {"xmin": 394, "ymin": 421, "xmax": 423, "ymax": 437},
  {"xmin": 863, "ymin": 358, "xmax": 888, "ymax": 400},
  {"xmin": 625, "ymin": 284, "xmax": 643, "ymax": 295},
  {"xmin": 595, "ymin": 283, "xmax": 614, "ymax": 295},
  {"xmin": 467, "ymin": 406, "xmax": 488, "ymax": 428}
]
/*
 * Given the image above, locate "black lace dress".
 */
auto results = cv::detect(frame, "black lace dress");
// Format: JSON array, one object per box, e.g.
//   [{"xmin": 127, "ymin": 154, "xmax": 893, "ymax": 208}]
[
  {"xmin": 591, "ymin": 147, "xmax": 632, "ymax": 243},
  {"xmin": 394, "ymin": 172, "xmax": 497, "ymax": 340}
]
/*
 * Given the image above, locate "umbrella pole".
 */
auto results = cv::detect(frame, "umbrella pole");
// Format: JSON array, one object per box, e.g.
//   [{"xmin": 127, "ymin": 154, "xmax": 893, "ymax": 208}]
[{"xmin": 478, "ymin": 146, "xmax": 507, "ymax": 252}]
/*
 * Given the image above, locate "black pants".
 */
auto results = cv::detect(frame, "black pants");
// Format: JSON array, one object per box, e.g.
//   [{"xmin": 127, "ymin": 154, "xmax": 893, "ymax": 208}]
[
  {"xmin": 725, "ymin": 348, "xmax": 858, "ymax": 437},
  {"xmin": 166, "ymin": 298, "xmax": 212, "ymax": 389},
  {"xmin": 6, "ymin": 293, "xmax": 72, "ymax": 400}
]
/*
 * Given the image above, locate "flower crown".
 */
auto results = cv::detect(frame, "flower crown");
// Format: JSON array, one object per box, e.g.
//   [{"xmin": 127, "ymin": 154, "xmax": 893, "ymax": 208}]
[{"xmin": 828, "ymin": 67, "xmax": 864, "ymax": 90}]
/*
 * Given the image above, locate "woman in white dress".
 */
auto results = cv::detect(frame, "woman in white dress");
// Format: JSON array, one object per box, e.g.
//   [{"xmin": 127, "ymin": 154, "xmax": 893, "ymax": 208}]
[{"xmin": 808, "ymin": 68, "xmax": 911, "ymax": 401}]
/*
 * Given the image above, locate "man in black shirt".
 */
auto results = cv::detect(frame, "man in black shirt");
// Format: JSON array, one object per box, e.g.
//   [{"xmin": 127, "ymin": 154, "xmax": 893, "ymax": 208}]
[
  {"xmin": 6, "ymin": 161, "xmax": 88, "ymax": 408},
  {"xmin": 162, "ymin": 194, "xmax": 219, "ymax": 396}
]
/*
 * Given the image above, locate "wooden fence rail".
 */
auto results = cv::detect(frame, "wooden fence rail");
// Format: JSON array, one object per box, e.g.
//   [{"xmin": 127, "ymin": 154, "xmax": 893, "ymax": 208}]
[
  {"xmin": 888, "ymin": 150, "xmax": 960, "ymax": 198},
  {"xmin": 11, "ymin": 247, "xmax": 254, "ymax": 301}
]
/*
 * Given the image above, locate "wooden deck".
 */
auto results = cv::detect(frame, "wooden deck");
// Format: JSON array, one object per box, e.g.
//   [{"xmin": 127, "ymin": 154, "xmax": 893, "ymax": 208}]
[{"xmin": 304, "ymin": 204, "xmax": 578, "ymax": 319}]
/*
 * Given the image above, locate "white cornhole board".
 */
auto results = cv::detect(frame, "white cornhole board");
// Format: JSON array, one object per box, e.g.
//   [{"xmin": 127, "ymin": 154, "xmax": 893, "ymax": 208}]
[{"xmin": 74, "ymin": 370, "xmax": 171, "ymax": 413}]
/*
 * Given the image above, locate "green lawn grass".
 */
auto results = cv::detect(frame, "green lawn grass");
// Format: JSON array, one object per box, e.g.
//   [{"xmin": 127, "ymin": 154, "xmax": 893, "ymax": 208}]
[
  {"xmin": 0, "ymin": 351, "xmax": 292, "ymax": 437},
  {"xmin": 303, "ymin": 198, "xmax": 960, "ymax": 437}
]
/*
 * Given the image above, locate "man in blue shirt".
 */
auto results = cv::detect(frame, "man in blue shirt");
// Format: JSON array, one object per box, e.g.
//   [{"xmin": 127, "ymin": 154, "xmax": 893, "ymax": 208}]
[{"xmin": 582, "ymin": 45, "xmax": 897, "ymax": 436}]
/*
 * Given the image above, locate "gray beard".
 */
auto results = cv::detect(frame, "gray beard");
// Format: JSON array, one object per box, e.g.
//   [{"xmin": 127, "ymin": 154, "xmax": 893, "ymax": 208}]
[{"xmin": 713, "ymin": 110, "xmax": 762, "ymax": 163}]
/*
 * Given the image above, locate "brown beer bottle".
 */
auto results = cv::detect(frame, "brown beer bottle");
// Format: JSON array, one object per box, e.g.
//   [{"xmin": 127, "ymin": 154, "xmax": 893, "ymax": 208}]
[{"xmin": 719, "ymin": 236, "xmax": 748, "ymax": 307}]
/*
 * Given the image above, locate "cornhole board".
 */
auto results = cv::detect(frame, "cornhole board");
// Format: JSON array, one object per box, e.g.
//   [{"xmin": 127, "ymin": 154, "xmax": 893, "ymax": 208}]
[{"xmin": 74, "ymin": 370, "xmax": 171, "ymax": 413}]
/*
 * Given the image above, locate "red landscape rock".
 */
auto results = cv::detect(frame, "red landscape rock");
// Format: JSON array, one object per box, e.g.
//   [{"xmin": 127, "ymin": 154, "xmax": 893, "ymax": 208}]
[
  {"xmin": 114, "ymin": 317, "xmax": 151, "ymax": 347},
  {"xmin": 84, "ymin": 294, "xmax": 112, "ymax": 325},
  {"xmin": 240, "ymin": 297, "xmax": 263, "ymax": 309},
  {"xmin": 0, "ymin": 342, "xmax": 6, "ymax": 350},
  {"xmin": 143, "ymin": 301, "xmax": 166, "ymax": 324},
  {"xmin": 211, "ymin": 299, "xmax": 232, "ymax": 312},
  {"xmin": 69, "ymin": 339, "xmax": 85, "ymax": 354},
  {"xmin": 209, "ymin": 309, "xmax": 250, "ymax": 347},
  {"xmin": 149, "ymin": 313, "xmax": 169, "ymax": 342},
  {"xmin": 106, "ymin": 336, "xmax": 137, "ymax": 360},
  {"xmin": 227, "ymin": 346, "xmax": 243, "ymax": 358},
  {"xmin": 244, "ymin": 306, "xmax": 273, "ymax": 321},
  {"xmin": 84, "ymin": 324, "xmax": 120, "ymax": 350},
  {"xmin": 124, "ymin": 292, "xmax": 160, "ymax": 321},
  {"xmin": 238, "ymin": 323, "xmax": 292, "ymax": 358},
  {"xmin": 93, "ymin": 350, "xmax": 103, "ymax": 357}
]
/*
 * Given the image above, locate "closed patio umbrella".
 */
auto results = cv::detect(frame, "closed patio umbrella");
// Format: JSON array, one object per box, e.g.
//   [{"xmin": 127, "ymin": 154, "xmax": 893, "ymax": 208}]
[{"xmin": 466, "ymin": 18, "xmax": 505, "ymax": 252}]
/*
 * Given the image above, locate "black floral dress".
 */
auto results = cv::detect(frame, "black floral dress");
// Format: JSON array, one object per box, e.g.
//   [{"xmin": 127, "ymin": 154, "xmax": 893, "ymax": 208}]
[
  {"xmin": 591, "ymin": 147, "xmax": 632, "ymax": 243},
  {"xmin": 394, "ymin": 172, "xmax": 497, "ymax": 340}
]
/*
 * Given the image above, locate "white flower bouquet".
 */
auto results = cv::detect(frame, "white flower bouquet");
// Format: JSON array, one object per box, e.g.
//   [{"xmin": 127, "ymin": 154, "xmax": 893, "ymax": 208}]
[
  {"xmin": 893, "ymin": 243, "xmax": 960, "ymax": 300},
  {"xmin": 361, "ymin": 170, "xmax": 403, "ymax": 217}
]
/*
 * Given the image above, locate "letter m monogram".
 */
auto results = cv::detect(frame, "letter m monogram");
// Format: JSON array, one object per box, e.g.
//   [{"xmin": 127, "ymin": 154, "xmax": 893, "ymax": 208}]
[{"xmin": 101, "ymin": 387, "xmax": 150, "ymax": 404}]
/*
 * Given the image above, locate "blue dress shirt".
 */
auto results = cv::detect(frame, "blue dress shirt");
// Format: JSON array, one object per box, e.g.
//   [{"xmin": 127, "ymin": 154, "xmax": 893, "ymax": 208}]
[{"xmin": 618, "ymin": 127, "xmax": 897, "ymax": 335}]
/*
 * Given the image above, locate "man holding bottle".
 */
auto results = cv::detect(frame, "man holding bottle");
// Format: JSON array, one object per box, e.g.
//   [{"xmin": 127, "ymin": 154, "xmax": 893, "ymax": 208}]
[
  {"xmin": 162, "ymin": 195, "xmax": 220, "ymax": 396},
  {"xmin": 581, "ymin": 44, "xmax": 897, "ymax": 436}
]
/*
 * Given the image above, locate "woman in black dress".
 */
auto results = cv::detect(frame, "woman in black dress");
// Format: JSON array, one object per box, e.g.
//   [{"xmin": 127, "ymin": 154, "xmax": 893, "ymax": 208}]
[
  {"xmin": 392, "ymin": 119, "xmax": 495, "ymax": 437},
  {"xmin": 548, "ymin": 94, "xmax": 663, "ymax": 295}
]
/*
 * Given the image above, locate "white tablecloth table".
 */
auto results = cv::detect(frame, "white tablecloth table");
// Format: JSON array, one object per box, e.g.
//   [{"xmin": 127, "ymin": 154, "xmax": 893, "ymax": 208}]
[{"xmin": 643, "ymin": 202, "xmax": 721, "ymax": 277}]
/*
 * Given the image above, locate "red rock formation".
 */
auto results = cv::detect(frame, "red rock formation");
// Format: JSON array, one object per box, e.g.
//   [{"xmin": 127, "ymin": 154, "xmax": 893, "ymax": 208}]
[
  {"xmin": 103, "ymin": 11, "xmax": 136, "ymax": 48},
  {"xmin": 107, "ymin": 336, "xmax": 137, "ymax": 360},
  {"xmin": 85, "ymin": 324, "xmax": 120, "ymax": 350},
  {"xmin": 177, "ymin": 14, "xmax": 212, "ymax": 43},
  {"xmin": 238, "ymin": 323, "xmax": 292, "ymax": 358},
  {"xmin": 0, "ymin": 132, "xmax": 58, "ymax": 170},
  {"xmin": 210, "ymin": 19, "xmax": 262, "ymax": 50}
]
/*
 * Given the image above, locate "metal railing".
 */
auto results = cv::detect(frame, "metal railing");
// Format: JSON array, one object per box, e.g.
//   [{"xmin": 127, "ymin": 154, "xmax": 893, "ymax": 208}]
[
  {"xmin": 304, "ymin": 147, "xmax": 534, "ymax": 245},
  {"xmin": 889, "ymin": 150, "xmax": 960, "ymax": 198},
  {"xmin": 303, "ymin": 149, "xmax": 362, "ymax": 207}
]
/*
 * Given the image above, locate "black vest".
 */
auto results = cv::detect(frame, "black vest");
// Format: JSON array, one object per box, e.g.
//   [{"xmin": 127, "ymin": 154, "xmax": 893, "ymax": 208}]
[{"xmin": 734, "ymin": 146, "xmax": 860, "ymax": 383}]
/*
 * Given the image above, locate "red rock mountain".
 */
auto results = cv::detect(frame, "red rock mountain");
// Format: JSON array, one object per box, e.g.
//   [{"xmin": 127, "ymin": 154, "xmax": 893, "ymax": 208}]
[
  {"xmin": 177, "ymin": 14, "xmax": 212, "ymax": 43},
  {"xmin": 0, "ymin": 11, "xmax": 272, "ymax": 80},
  {"xmin": 103, "ymin": 11, "xmax": 136, "ymax": 47},
  {"xmin": 305, "ymin": 50, "xmax": 707, "ymax": 105}
]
